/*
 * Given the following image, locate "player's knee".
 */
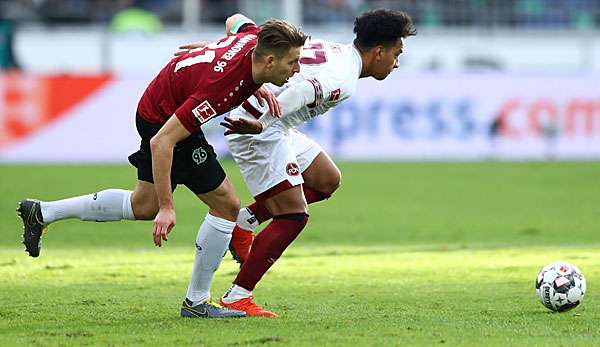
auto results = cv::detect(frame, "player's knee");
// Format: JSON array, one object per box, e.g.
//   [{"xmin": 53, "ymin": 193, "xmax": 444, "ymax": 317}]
[
  {"xmin": 226, "ymin": 195, "xmax": 241, "ymax": 220},
  {"xmin": 130, "ymin": 193, "xmax": 158, "ymax": 220},
  {"xmin": 321, "ymin": 169, "xmax": 342, "ymax": 196},
  {"xmin": 132, "ymin": 203, "xmax": 158, "ymax": 220},
  {"xmin": 209, "ymin": 194, "xmax": 240, "ymax": 222},
  {"xmin": 330, "ymin": 169, "xmax": 342, "ymax": 193}
]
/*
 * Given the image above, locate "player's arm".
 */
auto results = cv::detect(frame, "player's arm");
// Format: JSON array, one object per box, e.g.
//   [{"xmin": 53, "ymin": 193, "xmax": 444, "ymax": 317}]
[
  {"xmin": 149, "ymin": 115, "xmax": 191, "ymax": 247},
  {"xmin": 175, "ymin": 14, "xmax": 255, "ymax": 56},
  {"xmin": 225, "ymin": 13, "xmax": 255, "ymax": 34},
  {"xmin": 221, "ymin": 80, "xmax": 316, "ymax": 134}
]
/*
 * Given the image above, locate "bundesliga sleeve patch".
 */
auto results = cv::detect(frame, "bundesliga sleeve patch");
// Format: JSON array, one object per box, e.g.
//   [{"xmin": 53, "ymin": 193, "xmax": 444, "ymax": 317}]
[{"xmin": 192, "ymin": 100, "xmax": 217, "ymax": 123}]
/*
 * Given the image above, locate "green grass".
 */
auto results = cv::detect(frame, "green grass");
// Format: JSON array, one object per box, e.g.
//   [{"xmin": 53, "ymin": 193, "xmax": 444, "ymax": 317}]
[{"xmin": 1, "ymin": 162, "xmax": 599, "ymax": 346}]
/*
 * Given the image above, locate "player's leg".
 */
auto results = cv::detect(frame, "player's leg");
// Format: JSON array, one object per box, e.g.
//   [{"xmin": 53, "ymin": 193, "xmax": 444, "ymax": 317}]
[
  {"xmin": 17, "ymin": 113, "xmax": 163, "ymax": 257},
  {"xmin": 230, "ymin": 132, "xmax": 337, "ymax": 264},
  {"xmin": 39, "ymin": 180, "xmax": 157, "ymax": 224},
  {"xmin": 184, "ymin": 176, "xmax": 239, "ymax": 305},
  {"xmin": 179, "ymin": 137, "xmax": 245, "ymax": 318},
  {"xmin": 223, "ymin": 126, "xmax": 310, "ymax": 316},
  {"xmin": 301, "ymin": 151, "xmax": 341, "ymax": 197},
  {"xmin": 226, "ymin": 123, "xmax": 297, "ymax": 264},
  {"xmin": 16, "ymin": 181, "xmax": 151, "ymax": 258},
  {"xmin": 221, "ymin": 184, "xmax": 309, "ymax": 317},
  {"xmin": 242, "ymin": 150, "xmax": 340, "ymax": 224}
]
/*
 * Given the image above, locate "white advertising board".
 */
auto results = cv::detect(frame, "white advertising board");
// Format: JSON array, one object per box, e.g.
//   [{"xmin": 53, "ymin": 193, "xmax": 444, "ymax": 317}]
[{"xmin": 1, "ymin": 72, "xmax": 598, "ymax": 162}]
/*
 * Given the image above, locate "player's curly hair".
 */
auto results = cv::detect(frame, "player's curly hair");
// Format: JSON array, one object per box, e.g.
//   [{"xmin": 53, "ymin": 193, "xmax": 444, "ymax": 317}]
[
  {"xmin": 353, "ymin": 9, "xmax": 416, "ymax": 50},
  {"xmin": 255, "ymin": 19, "xmax": 308, "ymax": 58}
]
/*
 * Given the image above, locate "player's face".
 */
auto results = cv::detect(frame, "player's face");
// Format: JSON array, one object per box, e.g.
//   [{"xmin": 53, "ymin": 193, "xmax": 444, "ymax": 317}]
[
  {"xmin": 372, "ymin": 38, "xmax": 404, "ymax": 80},
  {"xmin": 269, "ymin": 46, "xmax": 302, "ymax": 86}
]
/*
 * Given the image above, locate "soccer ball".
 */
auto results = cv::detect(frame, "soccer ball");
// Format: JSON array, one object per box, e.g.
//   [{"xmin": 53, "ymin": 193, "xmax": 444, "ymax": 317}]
[{"xmin": 535, "ymin": 261, "xmax": 586, "ymax": 312}]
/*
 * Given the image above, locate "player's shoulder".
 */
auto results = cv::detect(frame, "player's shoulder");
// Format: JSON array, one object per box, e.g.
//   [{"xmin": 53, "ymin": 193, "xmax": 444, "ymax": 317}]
[
  {"xmin": 316, "ymin": 41, "xmax": 359, "ymax": 75},
  {"xmin": 314, "ymin": 42, "xmax": 360, "ymax": 88}
]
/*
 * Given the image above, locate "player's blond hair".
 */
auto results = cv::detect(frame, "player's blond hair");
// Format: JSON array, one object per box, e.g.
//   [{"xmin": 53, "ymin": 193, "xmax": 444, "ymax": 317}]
[{"xmin": 255, "ymin": 19, "xmax": 307, "ymax": 58}]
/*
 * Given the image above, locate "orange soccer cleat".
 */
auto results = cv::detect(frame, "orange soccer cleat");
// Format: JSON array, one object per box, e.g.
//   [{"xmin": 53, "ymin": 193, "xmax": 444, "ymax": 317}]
[
  {"xmin": 228, "ymin": 225, "xmax": 254, "ymax": 265},
  {"xmin": 220, "ymin": 296, "xmax": 278, "ymax": 317}
]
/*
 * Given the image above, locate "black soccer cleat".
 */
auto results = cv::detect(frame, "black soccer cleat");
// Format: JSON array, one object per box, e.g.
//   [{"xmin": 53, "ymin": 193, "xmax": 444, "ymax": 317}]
[
  {"xmin": 180, "ymin": 298, "xmax": 246, "ymax": 318},
  {"xmin": 17, "ymin": 199, "xmax": 48, "ymax": 258}
]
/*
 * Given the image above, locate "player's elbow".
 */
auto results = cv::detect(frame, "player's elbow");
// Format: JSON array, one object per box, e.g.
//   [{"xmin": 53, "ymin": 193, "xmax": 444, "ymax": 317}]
[
  {"xmin": 149, "ymin": 133, "xmax": 170, "ymax": 153},
  {"xmin": 226, "ymin": 13, "xmax": 248, "ymax": 32},
  {"xmin": 226, "ymin": 13, "xmax": 245, "ymax": 23}
]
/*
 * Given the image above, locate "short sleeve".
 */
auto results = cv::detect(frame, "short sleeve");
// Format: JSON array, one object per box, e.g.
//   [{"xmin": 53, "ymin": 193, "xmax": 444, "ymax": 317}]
[{"xmin": 174, "ymin": 97, "xmax": 219, "ymax": 133}]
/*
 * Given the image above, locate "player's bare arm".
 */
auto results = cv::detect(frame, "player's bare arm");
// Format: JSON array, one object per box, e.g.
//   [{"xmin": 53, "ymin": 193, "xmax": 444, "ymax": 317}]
[
  {"xmin": 149, "ymin": 115, "xmax": 191, "ymax": 247},
  {"xmin": 174, "ymin": 42, "xmax": 207, "ymax": 56}
]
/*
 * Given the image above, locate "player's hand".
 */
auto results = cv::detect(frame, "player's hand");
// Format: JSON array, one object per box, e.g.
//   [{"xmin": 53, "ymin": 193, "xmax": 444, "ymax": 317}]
[
  {"xmin": 174, "ymin": 41, "xmax": 207, "ymax": 56},
  {"xmin": 152, "ymin": 207, "xmax": 176, "ymax": 247},
  {"xmin": 220, "ymin": 116, "xmax": 263, "ymax": 135},
  {"xmin": 253, "ymin": 86, "xmax": 281, "ymax": 117}
]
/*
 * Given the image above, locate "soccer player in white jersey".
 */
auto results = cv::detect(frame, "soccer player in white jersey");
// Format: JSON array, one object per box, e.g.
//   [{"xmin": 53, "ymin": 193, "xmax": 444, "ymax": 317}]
[{"xmin": 214, "ymin": 9, "xmax": 417, "ymax": 317}]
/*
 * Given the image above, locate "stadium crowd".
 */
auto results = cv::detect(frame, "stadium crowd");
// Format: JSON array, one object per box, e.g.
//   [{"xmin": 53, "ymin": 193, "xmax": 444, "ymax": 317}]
[{"xmin": 1, "ymin": 0, "xmax": 599, "ymax": 28}]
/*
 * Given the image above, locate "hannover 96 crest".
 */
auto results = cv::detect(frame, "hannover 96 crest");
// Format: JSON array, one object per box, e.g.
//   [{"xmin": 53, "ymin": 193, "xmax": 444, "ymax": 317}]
[{"xmin": 192, "ymin": 147, "xmax": 207, "ymax": 165}]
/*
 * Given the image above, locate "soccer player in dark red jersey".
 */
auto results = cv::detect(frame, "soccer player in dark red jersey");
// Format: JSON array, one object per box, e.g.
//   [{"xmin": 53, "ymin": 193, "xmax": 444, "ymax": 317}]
[{"xmin": 17, "ymin": 14, "xmax": 307, "ymax": 318}]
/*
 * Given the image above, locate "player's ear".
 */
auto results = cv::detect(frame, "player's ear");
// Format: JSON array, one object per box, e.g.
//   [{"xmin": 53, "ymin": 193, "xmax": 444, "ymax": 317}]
[
  {"xmin": 374, "ymin": 45, "xmax": 384, "ymax": 61},
  {"xmin": 265, "ymin": 54, "xmax": 275, "ymax": 68}
]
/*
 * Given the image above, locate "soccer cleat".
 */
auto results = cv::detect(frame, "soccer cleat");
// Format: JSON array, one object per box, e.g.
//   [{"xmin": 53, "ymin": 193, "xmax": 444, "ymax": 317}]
[
  {"xmin": 180, "ymin": 298, "xmax": 246, "ymax": 318},
  {"xmin": 17, "ymin": 199, "xmax": 48, "ymax": 258},
  {"xmin": 228, "ymin": 225, "xmax": 254, "ymax": 266},
  {"xmin": 219, "ymin": 296, "xmax": 278, "ymax": 317}
]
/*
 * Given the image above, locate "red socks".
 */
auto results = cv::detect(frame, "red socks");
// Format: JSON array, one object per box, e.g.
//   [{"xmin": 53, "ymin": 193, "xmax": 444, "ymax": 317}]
[
  {"xmin": 233, "ymin": 213, "xmax": 309, "ymax": 291},
  {"xmin": 248, "ymin": 186, "xmax": 330, "ymax": 224}
]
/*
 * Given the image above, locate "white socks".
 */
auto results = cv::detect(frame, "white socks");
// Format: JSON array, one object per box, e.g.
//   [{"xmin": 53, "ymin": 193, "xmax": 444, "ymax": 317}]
[
  {"xmin": 237, "ymin": 207, "xmax": 259, "ymax": 231},
  {"xmin": 222, "ymin": 284, "xmax": 252, "ymax": 304},
  {"xmin": 185, "ymin": 213, "xmax": 235, "ymax": 305},
  {"xmin": 40, "ymin": 189, "xmax": 135, "ymax": 224},
  {"xmin": 216, "ymin": 208, "xmax": 259, "ymax": 304}
]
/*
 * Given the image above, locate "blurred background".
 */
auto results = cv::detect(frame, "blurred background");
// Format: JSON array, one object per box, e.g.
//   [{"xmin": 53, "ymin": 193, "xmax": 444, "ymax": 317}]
[{"xmin": 1, "ymin": 0, "xmax": 599, "ymax": 162}]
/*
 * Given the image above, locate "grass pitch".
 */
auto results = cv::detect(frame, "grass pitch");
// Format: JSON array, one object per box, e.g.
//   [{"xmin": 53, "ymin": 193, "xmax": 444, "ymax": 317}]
[{"xmin": 1, "ymin": 162, "xmax": 599, "ymax": 346}]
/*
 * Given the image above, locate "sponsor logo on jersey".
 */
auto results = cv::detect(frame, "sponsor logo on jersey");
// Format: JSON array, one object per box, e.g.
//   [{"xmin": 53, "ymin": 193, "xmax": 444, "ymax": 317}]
[
  {"xmin": 286, "ymin": 163, "xmax": 300, "ymax": 176},
  {"xmin": 192, "ymin": 100, "xmax": 217, "ymax": 123},
  {"xmin": 328, "ymin": 89, "xmax": 341, "ymax": 102},
  {"xmin": 192, "ymin": 147, "xmax": 207, "ymax": 165}
]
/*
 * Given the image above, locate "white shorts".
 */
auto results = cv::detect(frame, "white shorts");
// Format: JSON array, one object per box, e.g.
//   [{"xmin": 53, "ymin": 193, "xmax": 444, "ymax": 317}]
[{"xmin": 226, "ymin": 117, "xmax": 322, "ymax": 200}]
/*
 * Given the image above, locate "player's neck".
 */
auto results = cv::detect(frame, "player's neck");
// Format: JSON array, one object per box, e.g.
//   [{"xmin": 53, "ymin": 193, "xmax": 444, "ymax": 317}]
[
  {"xmin": 358, "ymin": 52, "xmax": 374, "ymax": 79},
  {"xmin": 250, "ymin": 52, "xmax": 266, "ymax": 84},
  {"xmin": 356, "ymin": 46, "xmax": 374, "ymax": 79}
]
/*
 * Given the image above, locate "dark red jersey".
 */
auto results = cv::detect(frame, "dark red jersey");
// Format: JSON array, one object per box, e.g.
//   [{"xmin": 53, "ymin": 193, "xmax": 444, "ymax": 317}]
[{"xmin": 137, "ymin": 24, "xmax": 261, "ymax": 134}]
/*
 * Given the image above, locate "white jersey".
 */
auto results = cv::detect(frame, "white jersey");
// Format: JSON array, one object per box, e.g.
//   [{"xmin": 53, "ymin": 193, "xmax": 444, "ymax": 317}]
[
  {"xmin": 227, "ymin": 39, "xmax": 362, "ymax": 198},
  {"xmin": 239, "ymin": 39, "xmax": 363, "ymax": 129}
]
